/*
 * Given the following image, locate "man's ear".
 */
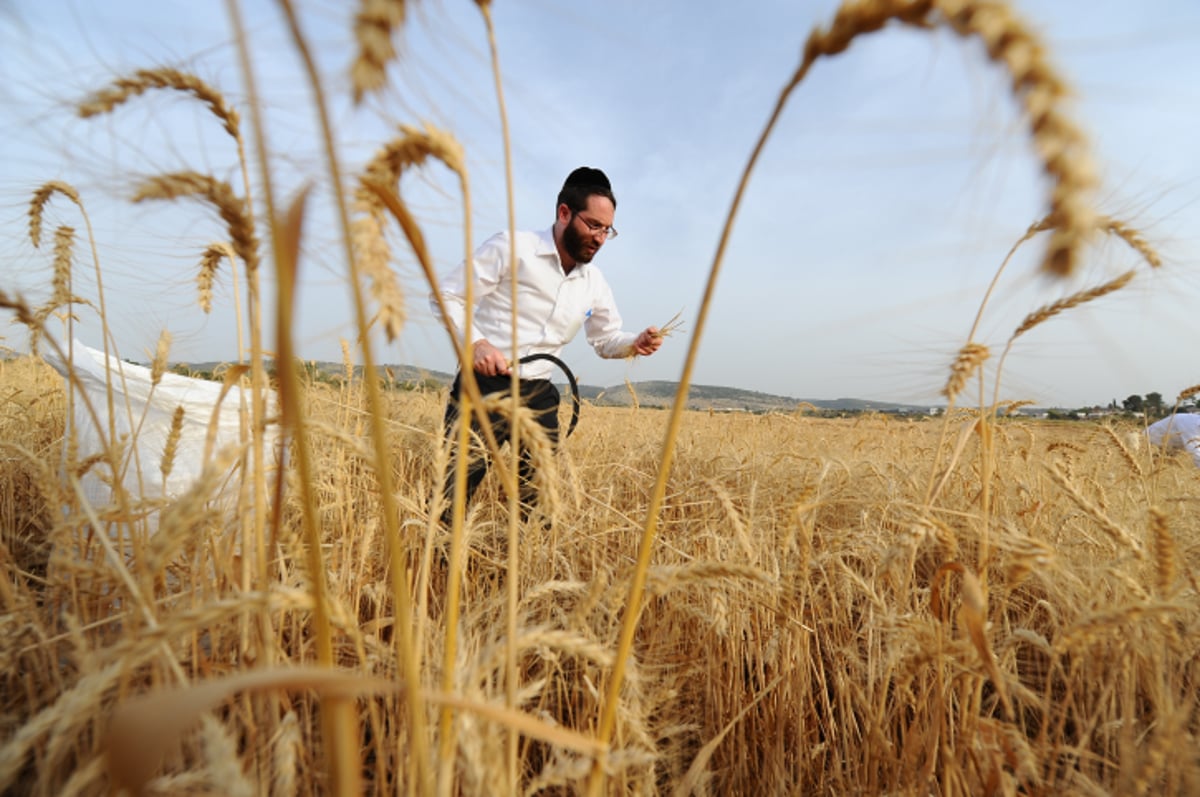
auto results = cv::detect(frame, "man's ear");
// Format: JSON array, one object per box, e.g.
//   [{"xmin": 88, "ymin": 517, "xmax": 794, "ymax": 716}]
[{"xmin": 556, "ymin": 202, "xmax": 572, "ymax": 224}]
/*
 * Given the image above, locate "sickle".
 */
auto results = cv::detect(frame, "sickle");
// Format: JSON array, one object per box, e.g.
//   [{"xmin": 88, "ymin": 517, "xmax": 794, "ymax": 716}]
[{"xmin": 517, "ymin": 352, "xmax": 581, "ymax": 438}]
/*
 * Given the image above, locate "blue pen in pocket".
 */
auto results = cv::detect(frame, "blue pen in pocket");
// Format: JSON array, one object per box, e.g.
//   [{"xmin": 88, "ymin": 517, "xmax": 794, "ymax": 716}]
[{"xmin": 566, "ymin": 308, "xmax": 591, "ymax": 340}]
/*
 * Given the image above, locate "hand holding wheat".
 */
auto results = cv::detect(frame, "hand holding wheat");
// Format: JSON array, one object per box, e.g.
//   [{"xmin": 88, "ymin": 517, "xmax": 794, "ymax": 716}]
[
  {"xmin": 633, "ymin": 310, "xmax": 684, "ymax": 355},
  {"xmin": 634, "ymin": 327, "xmax": 663, "ymax": 356}
]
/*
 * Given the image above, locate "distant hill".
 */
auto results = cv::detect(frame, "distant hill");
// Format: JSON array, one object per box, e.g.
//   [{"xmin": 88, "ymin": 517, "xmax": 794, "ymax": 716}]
[
  {"xmin": 177, "ymin": 359, "xmax": 934, "ymax": 414},
  {"xmin": 577, "ymin": 380, "xmax": 932, "ymax": 414}
]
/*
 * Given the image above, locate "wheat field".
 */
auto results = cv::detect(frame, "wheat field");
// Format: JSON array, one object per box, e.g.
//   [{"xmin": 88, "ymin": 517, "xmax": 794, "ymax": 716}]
[
  {"xmin": 4, "ymin": 352, "xmax": 1199, "ymax": 795},
  {"xmin": 3, "ymin": 1, "xmax": 1200, "ymax": 795}
]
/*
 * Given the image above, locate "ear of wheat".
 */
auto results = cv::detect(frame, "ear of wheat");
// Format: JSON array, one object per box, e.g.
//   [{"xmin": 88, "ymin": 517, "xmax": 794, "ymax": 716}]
[
  {"xmin": 1010, "ymin": 269, "xmax": 1136, "ymax": 341},
  {"xmin": 78, "ymin": 68, "xmax": 240, "ymax": 140},
  {"xmin": 28, "ymin": 181, "xmax": 82, "ymax": 248},
  {"xmin": 352, "ymin": 124, "xmax": 466, "ymax": 343},
  {"xmin": 131, "ymin": 172, "xmax": 260, "ymax": 274},
  {"xmin": 351, "ymin": 0, "xmax": 409, "ymax": 104},
  {"xmin": 796, "ymin": 0, "xmax": 1096, "ymax": 278}
]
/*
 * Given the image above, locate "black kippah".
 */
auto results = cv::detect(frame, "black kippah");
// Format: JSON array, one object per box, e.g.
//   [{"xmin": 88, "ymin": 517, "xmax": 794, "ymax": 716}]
[{"xmin": 563, "ymin": 166, "xmax": 610, "ymax": 191}]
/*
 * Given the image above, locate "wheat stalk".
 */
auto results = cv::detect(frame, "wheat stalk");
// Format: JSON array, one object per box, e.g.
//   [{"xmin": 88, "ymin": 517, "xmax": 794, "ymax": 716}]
[
  {"xmin": 942, "ymin": 342, "xmax": 990, "ymax": 402},
  {"xmin": 198, "ymin": 242, "xmax": 234, "ymax": 314},
  {"xmin": 352, "ymin": 125, "xmax": 465, "ymax": 344},
  {"xmin": 1096, "ymin": 423, "xmax": 1143, "ymax": 477},
  {"xmin": 350, "ymin": 210, "xmax": 405, "ymax": 343},
  {"xmin": 50, "ymin": 227, "xmax": 74, "ymax": 307},
  {"xmin": 997, "ymin": 399, "xmax": 1034, "ymax": 416},
  {"xmin": 351, "ymin": 0, "xmax": 409, "ymax": 104},
  {"xmin": 1047, "ymin": 460, "xmax": 1145, "ymax": 559},
  {"xmin": 795, "ymin": 0, "xmax": 1095, "ymax": 277},
  {"xmin": 275, "ymin": 6, "xmax": 449, "ymax": 792},
  {"xmin": 159, "ymin": 406, "xmax": 186, "ymax": 486},
  {"xmin": 132, "ymin": 172, "xmax": 260, "ymax": 274},
  {"xmin": 1010, "ymin": 269, "xmax": 1135, "ymax": 341},
  {"xmin": 1101, "ymin": 216, "xmax": 1162, "ymax": 268},
  {"xmin": 270, "ymin": 711, "xmax": 302, "ymax": 797},
  {"xmin": 28, "ymin": 181, "xmax": 81, "ymax": 249},
  {"xmin": 1149, "ymin": 507, "xmax": 1176, "ymax": 598},
  {"xmin": 78, "ymin": 55, "xmax": 273, "ymax": 610},
  {"xmin": 981, "ymin": 215, "xmax": 1160, "ymax": 419},
  {"xmin": 78, "ymin": 67, "xmax": 240, "ymax": 140},
  {"xmin": 149, "ymin": 329, "xmax": 171, "ymax": 387},
  {"xmin": 30, "ymin": 226, "xmax": 79, "ymax": 354},
  {"xmin": 936, "ymin": 0, "xmax": 1096, "ymax": 275},
  {"xmin": 199, "ymin": 714, "xmax": 255, "ymax": 797},
  {"xmin": 655, "ymin": 309, "xmax": 686, "ymax": 339},
  {"xmin": 591, "ymin": 3, "xmax": 1103, "ymax": 774}
]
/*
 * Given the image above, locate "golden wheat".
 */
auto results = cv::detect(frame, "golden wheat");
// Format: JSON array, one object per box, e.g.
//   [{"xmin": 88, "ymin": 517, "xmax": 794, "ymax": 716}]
[
  {"xmin": 942, "ymin": 341, "xmax": 990, "ymax": 401},
  {"xmin": 352, "ymin": 124, "xmax": 464, "ymax": 345},
  {"xmin": 27, "ymin": 181, "xmax": 81, "ymax": 250},
  {"xmin": 1011, "ymin": 268, "xmax": 1136, "ymax": 341},
  {"xmin": 1149, "ymin": 507, "xmax": 1176, "ymax": 598},
  {"xmin": 1096, "ymin": 422, "xmax": 1144, "ymax": 477},
  {"xmin": 131, "ymin": 172, "xmax": 260, "ymax": 273},
  {"xmin": 49, "ymin": 227, "xmax": 74, "ymax": 307},
  {"xmin": 5, "ymin": 366, "xmax": 1200, "ymax": 793},
  {"xmin": 351, "ymin": 0, "xmax": 409, "ymax": 104},
  {"xmin": 7, "ymin": 2, "xmax": 1200, "ymax": 795},
  {"xmin": 197, "ymin": 242, "xmax": 237, "ymax": 315},
  {"xmin": 77, "ymin": 67, "xmax": 241, "ymax": 140},
  {"xmin": 1176, "ymin": 384, "xmax": 1200, "ymax": 402},
  {"xmin": 796, "ymin": 0, "xmax": 1095, "ymax": 277}
]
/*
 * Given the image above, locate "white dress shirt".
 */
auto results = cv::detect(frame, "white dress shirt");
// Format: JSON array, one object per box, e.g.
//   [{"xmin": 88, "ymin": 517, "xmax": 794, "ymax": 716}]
[{"xmin": 431, "ymin": 227, "xmax": 638, "ymax": 380}]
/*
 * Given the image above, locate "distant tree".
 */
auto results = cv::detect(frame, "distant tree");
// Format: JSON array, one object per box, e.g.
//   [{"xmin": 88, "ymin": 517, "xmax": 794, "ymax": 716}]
[
  {"xmin": 1145, "ymin": 391, "xmax": 1165, "ymax": 418},
  {"xmin": 1122, "ymin": 394, "xmax": 1144, "ymax": 414}
]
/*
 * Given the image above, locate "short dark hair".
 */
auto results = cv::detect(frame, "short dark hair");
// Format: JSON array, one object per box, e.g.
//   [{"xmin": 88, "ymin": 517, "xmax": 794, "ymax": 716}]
[{"xmin": 557, "ymin": 166, "xmax": 616, "ymax": 213}]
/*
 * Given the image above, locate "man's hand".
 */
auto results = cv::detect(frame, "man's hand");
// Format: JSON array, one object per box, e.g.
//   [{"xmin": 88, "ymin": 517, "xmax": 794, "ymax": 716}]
[
  {"xmin": 633, "ymin": 326, "xmax": 663, "ymax": 356},
  {"xmin": 472, "ymin": 339, "xmax": 511, "ymax": 376}
]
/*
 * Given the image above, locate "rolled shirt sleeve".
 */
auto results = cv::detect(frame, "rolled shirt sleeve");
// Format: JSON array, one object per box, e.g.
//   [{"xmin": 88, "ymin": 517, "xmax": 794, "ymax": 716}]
[{"xmin": 583, "ymin": 276, "xmax": 637, "ymax": 359}]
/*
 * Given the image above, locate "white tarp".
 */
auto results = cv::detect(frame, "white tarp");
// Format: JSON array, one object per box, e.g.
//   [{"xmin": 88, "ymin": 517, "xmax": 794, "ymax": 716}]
[
  {"xmin": 41, "ymin": 339, "xmax": 274, "ymax": 525},
  {"xmin": 1146, "ymin": 413, "xmax": 1200, "ymax": 468}
]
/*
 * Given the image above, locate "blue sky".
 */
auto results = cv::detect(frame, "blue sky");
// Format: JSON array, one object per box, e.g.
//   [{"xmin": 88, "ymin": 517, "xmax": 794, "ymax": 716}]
[{"xmin": 3, "ymin": 0, "xmax": 1199, "ymax": 408}]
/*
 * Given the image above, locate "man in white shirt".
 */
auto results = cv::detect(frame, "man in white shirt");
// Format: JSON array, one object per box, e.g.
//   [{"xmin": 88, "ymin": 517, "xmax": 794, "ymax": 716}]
[
  {"xmin": 1146, "ymin": 413, "xmax": 1200, "ymax": 468},
  {"xmin": 431, "ymin": 167, "xmax": 663, "ymax": 525}
]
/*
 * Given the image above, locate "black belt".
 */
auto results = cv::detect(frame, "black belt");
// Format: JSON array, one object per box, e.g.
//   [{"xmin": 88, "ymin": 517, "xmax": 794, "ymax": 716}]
[{"xmin": 518, "ymin": 353, "xmax": 581, "ymax": 438}]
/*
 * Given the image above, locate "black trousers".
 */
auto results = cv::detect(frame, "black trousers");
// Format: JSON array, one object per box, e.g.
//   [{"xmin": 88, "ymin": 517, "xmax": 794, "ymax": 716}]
[{"xmin": 440, "ymin": 371, "xmax": 560, "ymax": 522}]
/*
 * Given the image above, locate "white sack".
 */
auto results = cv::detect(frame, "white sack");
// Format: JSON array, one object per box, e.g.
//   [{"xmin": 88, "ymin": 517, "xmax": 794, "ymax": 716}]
[
  {"xmin": 41, "ymin": 339, "xmax": 275, "ymax": 523},
  {"xmin": 1146, "ymin": 413, "xmax": 1200, "ymax": 468}
]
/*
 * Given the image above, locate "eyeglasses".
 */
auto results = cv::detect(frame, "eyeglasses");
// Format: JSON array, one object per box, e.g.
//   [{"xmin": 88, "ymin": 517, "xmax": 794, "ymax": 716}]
[{"xmin": 572, "ymin": 211, "xmax": 618, "ymax": 239}]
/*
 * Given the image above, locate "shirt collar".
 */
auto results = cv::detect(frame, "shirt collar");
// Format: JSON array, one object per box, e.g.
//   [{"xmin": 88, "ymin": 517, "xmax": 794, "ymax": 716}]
[{"xmin": 538, "ymin": 225, "xmax": 587, "ymax": 277}]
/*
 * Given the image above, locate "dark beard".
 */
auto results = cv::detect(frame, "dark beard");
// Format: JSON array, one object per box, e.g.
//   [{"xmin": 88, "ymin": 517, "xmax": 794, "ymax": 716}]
[{"xmin": 562, "ymin": 221, "xmax": 594, "ymax": 265}]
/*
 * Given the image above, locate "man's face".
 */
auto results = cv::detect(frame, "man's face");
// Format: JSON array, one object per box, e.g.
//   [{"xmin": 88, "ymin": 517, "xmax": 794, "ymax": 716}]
[{"xmin": 560, "ymin": 195, "xmax": 615, "ymax": 265}]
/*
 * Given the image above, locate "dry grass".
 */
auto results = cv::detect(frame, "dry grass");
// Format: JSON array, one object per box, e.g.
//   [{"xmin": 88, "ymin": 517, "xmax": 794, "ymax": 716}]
[{"xmin": 4, "ymin": 1, "xmax": 1199, "ymax": 795}]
